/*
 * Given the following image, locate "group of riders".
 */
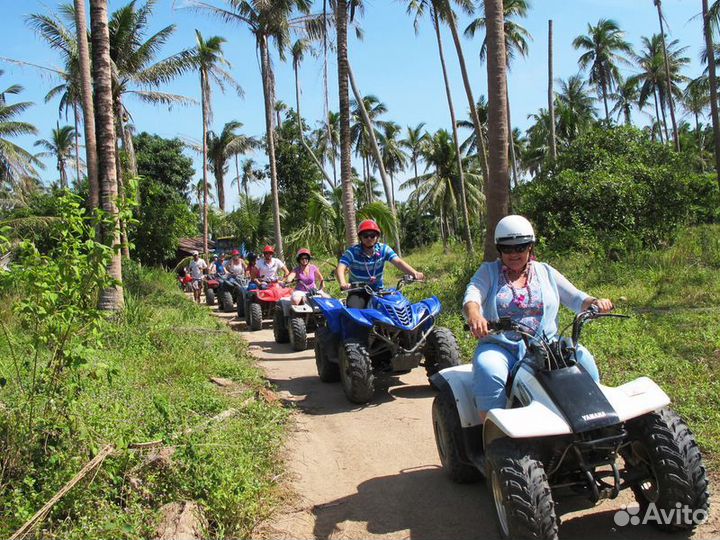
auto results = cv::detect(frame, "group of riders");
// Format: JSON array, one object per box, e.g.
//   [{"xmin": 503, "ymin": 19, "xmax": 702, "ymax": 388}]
[{"xmin": 184, "ymin": 218, "xmax": 425, "ymax": 309}]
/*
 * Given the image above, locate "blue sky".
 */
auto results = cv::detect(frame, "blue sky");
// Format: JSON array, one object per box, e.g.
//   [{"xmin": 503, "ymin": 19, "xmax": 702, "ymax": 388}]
[{"xmin": 0, "ymin": 0, "xmax": 706, "ymax": 210}]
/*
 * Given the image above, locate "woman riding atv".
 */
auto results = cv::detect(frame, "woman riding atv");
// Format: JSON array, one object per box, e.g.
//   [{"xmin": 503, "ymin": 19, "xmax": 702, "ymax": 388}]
[
  {"xmin": 463, "ymin": 215, "xmax": 613, "ymax": 422},
  {"xmin": 336, "ymin": 220, "xmax": 424, "ymax": 308},
  {"xmin": 246, "ymin": 252, "xmax": 260, "ymax": 290},
  {"xmin": 285, "ymin": 248, "xmax": 331, "ymax": 305}
]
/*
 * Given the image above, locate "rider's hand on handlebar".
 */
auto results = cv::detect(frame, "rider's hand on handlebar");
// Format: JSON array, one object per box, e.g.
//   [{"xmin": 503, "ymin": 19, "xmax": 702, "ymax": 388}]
[
  {"xmin": 413, "ymin": 271, "xmax": 425, "ymax": 282},
  {"xmin": 340, "ymin": 283, "xmax": 351, "ymax": 291},
  {"xmin": 468, "ymin": 314, "xmax": 490, "ymax": 339},
  {"xmin": 592, "ymin": 298, "xmax": 614, "ymax": 313}
]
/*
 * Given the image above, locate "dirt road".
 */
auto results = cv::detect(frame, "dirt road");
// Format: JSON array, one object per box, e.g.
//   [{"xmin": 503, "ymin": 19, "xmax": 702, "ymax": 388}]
[{"xmin": 210, "ymin": 308, "xmax": 717, "ymax": 540}]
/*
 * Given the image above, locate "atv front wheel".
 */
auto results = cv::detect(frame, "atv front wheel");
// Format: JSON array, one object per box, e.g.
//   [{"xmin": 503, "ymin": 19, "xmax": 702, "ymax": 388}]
[
  {"xmin": 315, "ymin": 327, "xmax": 340, "ymax": 382},
  {"xmin": 486, "ymin": 438, "xmax": 558, "ymax": 540},
  {"xmin": 624, "ymin": 407, "xmax": 709, "ymax": 531},
  {"xmin": 339, "ymin": 340, "xmax": 374, "ymax": 403},
  {"xmin": 289, "ymin": 317, "xmax": 307, "ymax": 351},
  {"xmin": 432, "ymin": 385, "xmax": 482, "ymax": 484},
  {"xmin": 273, "ymin": 306, "xmax": 289, "ymax": 343},
  {"xmin": 248, "ymin": 302, "xmax": 263, "ymax": 331},
  {"xmin": 220, "ymin": 289, "xmax": 234, "ymax": 313},
  {"xmin": 205, "ymin": 287, "xmax": 216, "ymax": 306},
  {"xmin": 424, "ymin": 326, "xmax": 461, "ymax": 378},
  {"xmin": 236, "ymin": 292, "xmax": 245, "ymax": 318}
]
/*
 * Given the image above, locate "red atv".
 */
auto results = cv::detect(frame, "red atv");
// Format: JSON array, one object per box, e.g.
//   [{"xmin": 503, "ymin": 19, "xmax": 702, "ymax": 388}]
[
  {"xmin": 204, "ymin": 277, "xmax": 220, "ymax": 306},
  {"xmin": 244, "ymin": 280, "xmax": 292, "ymax": 331}
]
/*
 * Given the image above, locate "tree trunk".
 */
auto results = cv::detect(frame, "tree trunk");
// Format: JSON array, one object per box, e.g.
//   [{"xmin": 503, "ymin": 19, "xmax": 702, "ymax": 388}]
[
  {"xmin": 548, "ymin": 19, "xmax": 557, "ymax": 161},
  {"xmin": 483, "ymin": 0, "xmax": 511, "ymax": 261},
  {"xmin": 235, "ymin": 153, "xmax": 241, "ymax": 205},
  {"xmin": 655, "ymin": 0, "xmax": 680, "ymax": 151},
  {"xmin": 433, "ymin": 8, "xmax": 473, "ymax": 254},
  {"xmin": 73, "ymin": 104, "xmax": 81, "ymax": 184},
  {"xmin": 201, "ymin": 69, "xmax": 209, "ymax": 262},
  {"xmin": 346, "ymin": 61, "xmax": 402, "ymax": 254},
  {"xmin": 113, "ymin": 96, "xmax": 131, "ymax": 258},
  {"xmin": 294, "ymin": 58, "xmax": 334, "ymax": 189},
  {"xmin": 74, "ymin": 0, "xmax": 99, "ymax": 210},
  {"xmin": 659, "ymin": 89, "xmax": 671, "ymax": 142},
  {"xmin": 439, "ymin": 204, "xmax": 448, "ymax": 254},
  {"xmin": 260, "ymin": 36, "xmax": 284, "ymax": 259},
  {"xmin": 59, "ymin": 159, "xmax": 67, "ymax": 189},
  {"xmin": 337, "ymin": 0, "xmax": 357, "ymax": 244},
  {"xmin": 704, "ymin": 0, "xmax": 720, "ymax": 189},
  {"xmin": 601, "ymin": 75, "xmax": 610, "ymax": 123},
  {"xmin": 214, "ymin": 167, "xmax": 225, "ymax": 213},
  {"xmin": 653, "ymin": 87, "xmax": 665, "ymax": 144},
  {"xmin": 90, "ymin": 0, "xmax": 124, "ymax": 311},
  {"xmin": 506, "ymin": 90, "xmax": 518, "ymax": 189}
]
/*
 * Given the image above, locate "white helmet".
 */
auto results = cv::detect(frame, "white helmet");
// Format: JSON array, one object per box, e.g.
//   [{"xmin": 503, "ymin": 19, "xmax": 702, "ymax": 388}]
[{"xmin": 494, "ymin": 215, "xmax": 536, "ymax": 245}]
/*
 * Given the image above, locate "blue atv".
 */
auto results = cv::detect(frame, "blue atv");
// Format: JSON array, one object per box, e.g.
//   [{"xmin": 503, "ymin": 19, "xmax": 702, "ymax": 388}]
[
  {"xmin": 311, "ymin": 275, "xmax": 461, "ymax": 404},
  {"xmin": 215, "ymin": 274, "xmax": 246, "ymax": 314}
]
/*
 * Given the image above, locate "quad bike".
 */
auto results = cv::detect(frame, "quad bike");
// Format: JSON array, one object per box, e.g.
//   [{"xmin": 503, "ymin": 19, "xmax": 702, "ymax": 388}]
[
  {"xmin": 273, "ymin": 288, "xmax": 325, "ymax": 352},
  {"xmin": 203, "ymin": 276, "xmax": 219, "ymax": 306},
  {"xmin": 214, "ymin": 274, "xmax": 247, "ymax": 314},
  {"xmin": 431, "ymin": 307, "xmax": 710, "ymax": 540},
  {"xmin": 177, "ymin": 272, "xmax": 193, "ymax": 292},
  {"xmin": 243, "ymin": 279, "xmax": 293, "ymax": 331},
  {"xmin": 312, "ymin": 275, "xmax": 461, "ymax": 404}
]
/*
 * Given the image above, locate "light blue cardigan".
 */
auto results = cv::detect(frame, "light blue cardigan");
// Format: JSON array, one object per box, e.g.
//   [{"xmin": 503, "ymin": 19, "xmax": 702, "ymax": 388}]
[{"xmin": 463, "ymin": 260, "xmax": 590, "ymax": 350}]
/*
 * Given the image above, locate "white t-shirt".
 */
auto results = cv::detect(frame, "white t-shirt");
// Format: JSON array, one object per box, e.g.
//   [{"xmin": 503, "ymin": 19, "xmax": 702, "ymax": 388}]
[
  {"xmin": 225, "ymin": 259, "xmax": 246, "ymax": 277},
  {"xmin": 257, "ymin": 257, "xmax": 285, "ymax": 281},
  {"xmin": 188, "ymin": 258, "xmax": 207, "ymax": 279}
]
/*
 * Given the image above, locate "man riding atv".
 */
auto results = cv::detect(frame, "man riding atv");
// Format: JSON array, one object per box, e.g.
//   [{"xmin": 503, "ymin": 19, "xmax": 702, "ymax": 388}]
[
  {"xmin": 256, "ymin": 245, "xmax": 289, "ymax": 287},
  {"xmin": 336, "ymin": 220, "xmax": 425, "ymax": 308}
]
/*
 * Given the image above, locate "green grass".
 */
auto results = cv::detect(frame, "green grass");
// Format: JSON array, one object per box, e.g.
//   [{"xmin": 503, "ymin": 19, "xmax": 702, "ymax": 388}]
[
  {"xmin": 0, "ymin": 266, "xmax": 287, "ymax": 539},
  {"xmin": 392, "ymin": 226, "xmax": 720, "ymax": 467}
]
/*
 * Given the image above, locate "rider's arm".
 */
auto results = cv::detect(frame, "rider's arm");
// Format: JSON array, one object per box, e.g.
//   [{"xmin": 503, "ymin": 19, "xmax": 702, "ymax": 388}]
[
  {"xmin": 285, "ymin": 270, "xmax": 296, "ymax": 284},
  {"xmin": 315, "ymin": 268, "xmax": 325, "ymax": 290},
  {"xmin": 463, "ymin": 263, "xmax": 493, "ymax": 338},
  {"xmin": 336, "ymin": 262, "xmax": 349, "ymax": 290},
  {"xmin": 390, "ymin": 257, "xmax": 425, "ymax": 282}
]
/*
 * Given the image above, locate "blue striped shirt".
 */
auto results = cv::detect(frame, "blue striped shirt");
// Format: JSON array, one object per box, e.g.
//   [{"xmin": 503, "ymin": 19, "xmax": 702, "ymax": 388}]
[{"xmin": 339, "ymin": 242, "xmax": 398, "ymax": 289}]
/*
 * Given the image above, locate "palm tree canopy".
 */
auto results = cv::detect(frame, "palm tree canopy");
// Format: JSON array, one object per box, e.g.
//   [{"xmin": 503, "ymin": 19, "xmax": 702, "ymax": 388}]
[
  {"xmin": 630, "ymin": 34, "xmax": 689, "ymax": 110},
  {"xmin": 465, "ymin": 0, "xmax": 532, "ymax": 66},
  {"xmin": 0, "ymin": 71, "xmax": 41, "ymax": 182},
  {"xmin": 573, "ymin": 18, "xmax": 633, "ymax": 96}
]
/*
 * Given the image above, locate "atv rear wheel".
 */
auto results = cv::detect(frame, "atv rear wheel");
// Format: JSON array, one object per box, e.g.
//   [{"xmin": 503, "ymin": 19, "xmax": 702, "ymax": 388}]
[
  {"xmin": 432, "ymin": 385, "xmax": 482, "ymax": 484},
  {"xmin": 220, "ymin": 289, "xmax": 234, "ymax": 312},
  {"xmin": 205, "ymin": 287, "xmax": 216, "ymax": 306},
  {"xmin": 273, "ymin": 306, "xmax": 289, "ymax": 343},
  {"xmin": 339, "ymin": 340, "xmax": 374, "ymax": 403},
  {"xmin": 485, "ymin": 438, "xmax": 558, "ymax": 540},
  {"xmin": 248, "ymin": 302, "xmax": 263, "ymax": 331},
  {"xmin": 289, "ymin": 317, "xmax": 307, "ymax": 351},
  {"xmin": 624, "ymin": 407, "xmax": 709, "ymax": 531},
  {"xmin": 315, "ymin": 327, "xmax": 340, "ymax": 382},
  {"xmin": 424, "ymin": 327, "xmax": 461, "ymax": 378}
]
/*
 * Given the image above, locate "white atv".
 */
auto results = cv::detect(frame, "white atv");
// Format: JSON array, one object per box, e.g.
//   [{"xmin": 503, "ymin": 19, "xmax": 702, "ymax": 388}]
[{"xmin": 431, "ymin": 307, "xmax": 710, "ymax": 539}]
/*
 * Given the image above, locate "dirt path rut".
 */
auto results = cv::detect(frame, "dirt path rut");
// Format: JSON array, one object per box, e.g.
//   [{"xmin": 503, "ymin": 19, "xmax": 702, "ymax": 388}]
[{"xmin": 211, "ymin": 308, "xmax": 717, "ymax": 540}]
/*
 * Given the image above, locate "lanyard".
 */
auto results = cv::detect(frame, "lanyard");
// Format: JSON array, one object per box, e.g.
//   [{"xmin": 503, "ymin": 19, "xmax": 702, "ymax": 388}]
[{"xmin": 362, "ymin": 245, "xmax": 380, "ymax": 284}]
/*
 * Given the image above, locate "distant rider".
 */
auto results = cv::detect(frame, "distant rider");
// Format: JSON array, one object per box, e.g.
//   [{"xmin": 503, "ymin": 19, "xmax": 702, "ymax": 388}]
[
  {"xmin": 246, "ymin": 252, "xmax": 260, "ymax": 290},
  {"xmin": 256, "ymin": 245, "xmax": 289, "ymax": 287},
  {"xmin": 336, "ymin": 219, "xmax": 424, "ymax": 309},
  {"xmin": 187, "ymin": 250, "xmax": 207, "ymax": 303},
  {"xmin": 225, "ymin": 250, "xmax": 246, "ymax": 282},
  {"xmin": 285, "ymin": 248, "xmax": 331, "ymax": 305}
]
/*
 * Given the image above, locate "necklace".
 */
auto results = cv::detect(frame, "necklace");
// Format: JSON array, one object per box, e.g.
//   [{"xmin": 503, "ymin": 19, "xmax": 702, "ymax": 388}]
[
  {"xmin": 502, "ymin": 262, "xmax": 533, "ymax": 309},
  {"xmin": 362, "ymin": 244, "xmax": 380, "ymax": 285}
]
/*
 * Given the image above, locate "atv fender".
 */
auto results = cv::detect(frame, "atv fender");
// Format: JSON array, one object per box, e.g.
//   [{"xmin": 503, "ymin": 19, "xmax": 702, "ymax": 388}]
[
  {"xmin": 278, "ymin": 298, "xmax": 292, "ymax": 317},
  {"xmin": 342, "ymin": 308, "xmax": 394, "ymax": 329},
  {"xmin": 419, "ymin": 296, "xmax": 442, "ymax": 318},
  {"xmin": 312, "ymin": 297, "xmax": 344, "ymax": 334},
  {"xmin": 429, "ymin": 365, "xmax": 478, "ymax": 429},
  {"xmin": 290, "ymin": 304, "xmax": 313, "ymax": 315},
  {"xmin": 598, "ymin": 377, "xmax": 670, "ymax": 422},
  {"xmin": 484, "ymin": 401, "xmax": 573, "ymax": 447}
]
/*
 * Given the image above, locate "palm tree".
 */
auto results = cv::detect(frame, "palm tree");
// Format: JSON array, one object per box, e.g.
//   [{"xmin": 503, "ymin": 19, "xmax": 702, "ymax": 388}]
[
  {"xmin": 406, "ymin": 0, "xmax": 475, "ymax": 253},
  {"xmin": 631, "ymin": 35, "xmax": 689, "ymax": 144},
  {"xmin": 350, "ymin": 94, "xmax": 386, "ymax": 197},
  {"xmin": 191, "ymin": 30, "xmax": 241, "ymax": 262},
  {"xmin": 231, "ymin": 158, "xmax": 264, "ymax": 202},
  {"xmin": 34, "ymin": 123, "xmax": 78, "ymax": 188},
  {"xmin": 378, "ymin": 121, "xmax": 408, "ymax": 204},
  {"xmin": 684, "ymin": 77, "xmax": 710, "ymax": 149},
  {"xmin": 573, "ymin": 19, "xmax": 633, "ymax": 123},
  {"xmin": 555, "ymin": 75, "xmax": 597, "ymax": 140},
  {"xmin": 401, "ymin": 122, "xmax": 428, "ymax": 180},
  {"xmin": 653, "ymin": 0, "xmax": 680, "ymax": 151},
  {"xmin": 610, "ymin": 76, "xmax": 639, "ymax": 125},
  {"xmin": 0, "ymin": 72, "xmax": 40, "ymax": 184},
  {"xmin": 704, "ymin": 0, "xmax": 720, "ymax": 188},
  {"xmin": 190, "ymin": 0, "xmax": 317, "ymax": 259},
  {"xmin": 465, "ymin": 0, "xmax": 531, "ymax": 187},
  {"xmin": 483, "ymin": 0, "xmax": 511, "ymax": 259},
  {"xmin": 90, "ymin": 0, "xmax": 124, "ymax": 311},
  {"xmin": 206, "ymin": 120, "xmax": 256, "ymax": 212}
]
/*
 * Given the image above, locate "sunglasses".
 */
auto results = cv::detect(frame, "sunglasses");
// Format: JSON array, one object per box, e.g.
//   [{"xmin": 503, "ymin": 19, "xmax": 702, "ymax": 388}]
[
  {"xmin": 360, "ymin": 232, "xmax": 379, "ymax": 240},
  {"xmin": 298, "ymin": 256, "xmax": 310, "ymax": 261},
  {"xmin": 497, "ymin": 243, "xmax": 532, "ymax": 254}
]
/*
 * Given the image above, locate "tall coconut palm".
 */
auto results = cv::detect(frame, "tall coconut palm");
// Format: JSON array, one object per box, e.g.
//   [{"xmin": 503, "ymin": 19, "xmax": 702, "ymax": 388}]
[
  {"xmin": 483, "ymin": 0, "xmax": 511, "ymax": 259},
  {"xmin": 556, "ymin": 74, "xmax": 597, "ymax": 140},
  {"xmin": 401, "ymin": 122, "xmax": 428, "ymax": 180},
  {"xmin": 34, "ymin": 123, "xmax": 78, "ymax": 188},
  {"xmin": 610, "ymin": 76, "xmax": 639, "ymax": 125},
  {"xmin": 190, "ymin": 0, "xmax": 318, "ymax": 259},
  {"xmin": 653, "ymin": 0, "xmax": 680, "ymax": 151},
  {"xmin": 573, "ymin": 19, "xmax": 633, "ymax": 123},
  {"xmin": 350, "ymin": 94, "xmax": 386, "ymax": 194},
  {"xmin": 378, "ymin": 121, "xmax": 408, "ymax": 203},
  {"xmin": 684, "ymin": 77, "xmax": 710, "ymax": 149},
  {"xmin": 465, "ymin": 0, "xmax": 531, "ymax": 187},
  {"xmin": 405, "ymin": 0, "xmax": 475, "ymax": 253},
  {"xmin": 0, "ymin": 73, "xmax": 40, "ymax": 184},
  {"xmin": 191, "ymin": 30, "xmax": 241, "ymax": 262},
  {"xmin": 207, "ymin": 121, "xmax": 256, "ymax": 212},
  {"xmin": 231, "ymin": 157, "xmax": 264, "ymax": 202},
  {"xmin": 90, "ymin": 0, "xmax": 124, "ymax": 311}
]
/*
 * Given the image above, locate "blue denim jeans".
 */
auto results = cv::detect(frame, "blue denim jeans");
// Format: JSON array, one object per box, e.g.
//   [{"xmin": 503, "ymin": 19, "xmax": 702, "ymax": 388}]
[{"xmin": 471, "ymin": 341, "xmax": 600, "ymax": 412}]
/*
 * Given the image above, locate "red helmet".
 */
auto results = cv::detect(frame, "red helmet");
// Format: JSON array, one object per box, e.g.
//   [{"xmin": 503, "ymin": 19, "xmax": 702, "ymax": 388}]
[
  {"xmin": 296, "ymin": 248, "xmax": 312, "ymax": 261},
  {"xmin": 232, "ymin": 249, "xmax": 240, "ymax": 256},
  {"xmin": 358, "ymin": 219, "xmax": 381, "ymax": 235},
  {"xmin": 263, "ymin": 245, "xmax": 275, "ymax": 254}
]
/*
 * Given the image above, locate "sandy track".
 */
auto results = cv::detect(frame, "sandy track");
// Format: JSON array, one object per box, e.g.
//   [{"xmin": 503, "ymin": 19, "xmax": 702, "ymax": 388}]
[{"xmin": 209, "ymin": 307, "xmax": 717, "ymax": 540}]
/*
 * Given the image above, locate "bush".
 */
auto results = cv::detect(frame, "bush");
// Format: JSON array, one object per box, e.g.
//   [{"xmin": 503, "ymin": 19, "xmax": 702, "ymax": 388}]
[{"xmin": 516, "ymin": 126, "xmax": 720, "ymax": 254}]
